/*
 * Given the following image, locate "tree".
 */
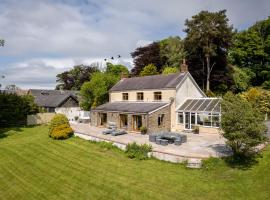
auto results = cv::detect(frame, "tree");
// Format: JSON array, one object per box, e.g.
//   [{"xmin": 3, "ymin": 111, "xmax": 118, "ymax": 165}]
[
  {"xmin": 105, "ymin": 62, "xmax": 129, "ymax": 77},
  {"xmin": 139, "ymin": 64, "xmax": 158, "ymax": 76},
  {"xmin": 221, "ymin": 92, "xmax": 267, "ymax": 158},
  {"xmin": 5, "ymin": 84, "xmax": 20, "ymax": 91},
  {"xmin": 80, "ymin": 72, "xmax": 119, "ymax": 110},
  {"xmin": 159, "ymin": 36, "xmax": 185, "ymax": 67},
  {"xmin": 162, "ymin": 67, "xmax": 179, "ymax": 74},
  {"xmin": 241, "ymin": 88, "xmax": 270, "ymax": 120},
  {"xmin": 229, "ymin": 17, "xmax": 270, "ymax": 86},
  {"xmin": 184, "ymin": 10, "xmax": 234, "ymax": 91},
  {"xmin": 56, "ymin": 64, "xmax": 100, "ymax": 90},
  {"xmin": 231, "ymin": 67, "xmax": 253, "ymax": 93},
  {"xmin": 131, "ymin": 42, "xmax": 165, "ymax": 75}
]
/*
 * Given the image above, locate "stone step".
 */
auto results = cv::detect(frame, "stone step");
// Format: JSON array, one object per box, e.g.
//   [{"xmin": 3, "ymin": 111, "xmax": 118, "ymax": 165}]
[{"xmin": 186, "ymin": 158, "xmax": 202, "ymax": 169}]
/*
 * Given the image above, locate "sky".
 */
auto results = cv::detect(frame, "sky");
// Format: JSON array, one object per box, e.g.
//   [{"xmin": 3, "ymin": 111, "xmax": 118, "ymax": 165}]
[{"xmin": 0, "ymin": 0, "xmax": 269, "ymax": 89}]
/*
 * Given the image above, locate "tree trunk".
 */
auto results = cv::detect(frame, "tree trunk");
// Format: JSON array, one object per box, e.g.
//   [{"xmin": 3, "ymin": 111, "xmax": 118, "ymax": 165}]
[{"xmin": 206, "ymin": 55, "xmax": 210, "ymax": 91}]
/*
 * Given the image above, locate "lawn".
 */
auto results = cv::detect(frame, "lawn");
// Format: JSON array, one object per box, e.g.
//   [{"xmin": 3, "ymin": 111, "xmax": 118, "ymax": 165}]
[{"xmin": 0, "ymin": 126, "xmax": 270, "ymax": 200}]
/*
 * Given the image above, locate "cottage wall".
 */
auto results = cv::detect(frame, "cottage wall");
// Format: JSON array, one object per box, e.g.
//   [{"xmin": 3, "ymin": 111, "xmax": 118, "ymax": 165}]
[{"xmin": 147, "ymin": 105, "xmax": 171, "ymax": 133}]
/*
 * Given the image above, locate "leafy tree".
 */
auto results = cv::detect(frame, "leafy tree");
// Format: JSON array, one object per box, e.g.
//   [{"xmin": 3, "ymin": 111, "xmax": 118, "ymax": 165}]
[
  {"xmin": 56, "ymin": 64, "xmax": 100, "ymax": 90},
  {"xmin": 241, "ymin": 88, "xmax": 270, "ymax": 120},
  {"xmin": 162, "ymin": 66, "xmax": 179, "ymax": 74},
  {"xmin": 184, "ymin": 10, "xmax": 234, "ymax": 91},
  {"xmin": 105, "ymin": 62, "xmax": 129, "ymax": 77},
  {"xmin": 221, "ymin": 92, "xmax": 267, "ymax": 158},
  {"xmin": 232, "ymin": 67, "xmax": 253, "ymax": 93},
  {"xmin": 159, "ymin": 36, "xmax": 185, "ymax": 67},
  {"xmin": 5, "ymin": 84, "xmax": 20, "ymax": 91},
  {"xmin": 80, "ymin": 72, "xmax": 119, "ymax": 110},
  {"xmin": 0, "ymin": 93, "xmax": 38, "ymax": 127},
  {"xmin": 131, "ymin": 42, "xmax": 165, "ymax": 75},
  {"xmin": 229, "ymin": 17, "xmax": 270, "ymax": 86},
  {"xmin": 139, "ymin": 64, "xmax": 158, "ymax": 76}
]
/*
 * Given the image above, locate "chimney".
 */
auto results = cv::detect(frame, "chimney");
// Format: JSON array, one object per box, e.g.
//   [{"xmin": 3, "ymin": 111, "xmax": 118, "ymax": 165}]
[{"xmin": 180, "ymin": 59, "xmax": 188, "ymax": 73}]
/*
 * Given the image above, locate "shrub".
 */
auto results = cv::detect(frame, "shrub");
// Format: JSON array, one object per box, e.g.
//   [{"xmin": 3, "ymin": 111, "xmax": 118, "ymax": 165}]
[
  {"xmin": 140, "ymin": 126, "xmax": 147, "ymax": 135},
  {"xmin": 49, "ymin": 114, "xmax": 73, "ymax": 139},
  {"xmin": 221, "ymin": 92, "xmax": 267, "ymax": 158},
  {"xmin": 125, "ymin": 142, "xmax": 152, "ymax": 160},
  {"xmin": 49, "ymin": 114, "xmax": 69, "ymax": 134},
  {"xmin": 50, "ymin": 124, "xmax": 73, "ymax": 139},
  {"xmin": 193, "ymin": 126, "xmax": 199, "ymax": 134}
]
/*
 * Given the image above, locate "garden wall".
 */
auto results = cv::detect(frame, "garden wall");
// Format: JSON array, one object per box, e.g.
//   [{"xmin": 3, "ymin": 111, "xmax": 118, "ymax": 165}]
[{"xmin": 27, "ymin": 113, "xmax": 55, "ymax": 125}]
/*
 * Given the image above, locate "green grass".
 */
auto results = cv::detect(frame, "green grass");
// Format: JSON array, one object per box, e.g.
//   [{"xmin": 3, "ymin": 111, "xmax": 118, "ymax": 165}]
[{"xmin": 0, "ymin": 126, "xmax": 270, "ymax": 200}]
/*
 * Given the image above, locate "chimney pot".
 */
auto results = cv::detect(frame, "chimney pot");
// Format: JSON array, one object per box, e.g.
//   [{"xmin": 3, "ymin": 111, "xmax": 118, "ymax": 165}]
[{"xmin": 180, "ymin": 59, "xmax": 188, "ymax": 72}]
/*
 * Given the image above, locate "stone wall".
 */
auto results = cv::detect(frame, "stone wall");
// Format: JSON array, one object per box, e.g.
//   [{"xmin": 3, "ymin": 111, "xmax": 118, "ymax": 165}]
[
  {"xmin": 147, "ymin": 105, "xmax": 171, "ymax": 133},
  {"xmin": 27, "ymin": 113, "xmax": 56, "ymax": 125}
]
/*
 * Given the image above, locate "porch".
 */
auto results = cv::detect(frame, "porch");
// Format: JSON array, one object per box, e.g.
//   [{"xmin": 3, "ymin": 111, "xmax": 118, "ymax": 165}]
[{"xmin": 71, "ymin": 123, "xmax": 231, "ymax": 160}]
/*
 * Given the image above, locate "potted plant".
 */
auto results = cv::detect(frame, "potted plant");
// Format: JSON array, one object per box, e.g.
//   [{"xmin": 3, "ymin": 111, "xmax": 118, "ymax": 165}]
[
  {"xmin": 193, "ymin": 126, "xmax": 199, "ymax": 134},
  {"xmin": 140, "ymin": 126, "xmax": 147, "ymax": 135},
  {"xmin": 74, "ymin": 116, "xmax": 79, "ymax": 121}
]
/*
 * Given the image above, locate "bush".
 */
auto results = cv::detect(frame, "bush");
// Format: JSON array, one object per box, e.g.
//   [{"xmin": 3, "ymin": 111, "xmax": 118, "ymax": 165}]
[
  {"xmin": 49, "ymin": 114, "xmax": 73, "ymax": 139},
  {"xmin": 221, "ymin": 92, "xmax": 267, "ymax": 158},
  {"xmin": 140, "ymin": 126, "xmax": 147, "ymax": 135},
  {"xmin": 125, "ymin": 142, "xmax": 152, "ymax": 160},
  {"xmin": 50, "ymin": 124, "xmax": 73, "ymax": 139},
  {"xmin": 0, "ymin": 93, "xmax": 38, "ymax": 127}
]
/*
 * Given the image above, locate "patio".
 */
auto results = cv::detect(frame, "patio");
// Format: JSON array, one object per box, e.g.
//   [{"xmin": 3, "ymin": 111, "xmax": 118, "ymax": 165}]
[{"xmin": 71, "ymin": 123, "xmax": 231, "ymax": 161}]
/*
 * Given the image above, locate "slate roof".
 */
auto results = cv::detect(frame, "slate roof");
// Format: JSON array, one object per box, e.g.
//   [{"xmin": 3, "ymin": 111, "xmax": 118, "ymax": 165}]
[
  {"xmin": 91, "ymin": 102, "xmax": 169, "ymax": 114},
  {"xmin": 177, "ymin": 98, "xmax": 221, "ymax": 113},
  {"xmin": 110, "ymin": 72, "xmax": 187, "ymax": 92},
  {"xmin": 29, "ymin": 89, "xmax": 79, "ymax": 108}
]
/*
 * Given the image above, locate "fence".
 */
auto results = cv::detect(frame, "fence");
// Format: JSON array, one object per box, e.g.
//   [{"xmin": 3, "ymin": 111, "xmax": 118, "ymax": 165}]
[{"xmin": 27, "ymin": 113, "xmax": 55, "ymax": 125}]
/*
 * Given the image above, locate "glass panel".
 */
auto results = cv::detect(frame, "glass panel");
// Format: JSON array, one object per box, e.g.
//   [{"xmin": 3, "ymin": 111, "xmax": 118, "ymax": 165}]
[
  {"xmin": 205, "ymin": 99, "xmax": 219, "ymax": 112},
  {"xmin": 212, "ymin": 114, "xmax": 220, "ymax": 127},
  {"xmin": 191, "ymin": 99, "xmax": 205, "ymax": 112},
  {"xmin": 197, "ymin": 99, "xmax": 212, "ymax": 111},
  {"xmin": 197, "ymin": 113, "xmax": 204, "ymax": 125},
  {"xmin": 179, "ymin": 99, "xmax": 192, "ymax": 110},
  {"xmin": 185, "ymin": 100, "xmax": 198, "ymax": 111},
  {"xmin": 178, "ymin": 113, "xmax": 183, "ymax": 124},
  {"xmin": 203, "ymin": 113, "xmax": 211, "ymax": 126}
]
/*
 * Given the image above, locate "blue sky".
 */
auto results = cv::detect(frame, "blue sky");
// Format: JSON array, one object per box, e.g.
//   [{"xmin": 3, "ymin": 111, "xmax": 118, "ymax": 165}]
[{"xmin": 0, "ymin": 0, "xmax": 269, "ymax": 89}]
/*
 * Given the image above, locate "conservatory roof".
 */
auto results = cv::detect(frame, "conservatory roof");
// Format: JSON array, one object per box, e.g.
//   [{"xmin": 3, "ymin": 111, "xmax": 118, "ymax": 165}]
[{"xmin": 177, "ymin": 98, "xmax": 221, "ymax": 113}]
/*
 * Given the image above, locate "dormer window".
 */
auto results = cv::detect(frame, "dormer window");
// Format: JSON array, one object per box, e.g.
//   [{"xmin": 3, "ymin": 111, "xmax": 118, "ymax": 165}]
[
  {"xmin": 122, "ymin": 93, "xmax": 128, "ymax": 101},
  {"xmin": 137, "ymin": 92, "xmax": 144, "ymax": 101},
  {"xmin": 154, "ymin": 92, "xmax": 162, "ymax": 101}
]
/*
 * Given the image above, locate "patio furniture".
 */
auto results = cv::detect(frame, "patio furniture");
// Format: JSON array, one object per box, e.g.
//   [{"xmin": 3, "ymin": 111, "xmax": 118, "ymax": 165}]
[
  {"xmin": 102, "ymin": 128, "xmax": 115, "ymax": 135},
  {"xmin": 179, "ymin": 134, "xmax": 187, "ymax": 143},
  {"xmin": 160, "ymin": 139, "xmax": 169, "ymax": 146},
  {"xmin": 156, "ymin": 138, "xmax": 161, "ymax": 145},
  {"xmin": 149, "ymin": 134, "xmax": 157, "ymax": 142},
  {"xmin": 111, "ymin": 129, "xmax": 127, "ymax": 136},
  {"xmin": 174, "ymin": 139, "xmax": 181, "ymax": 146}
]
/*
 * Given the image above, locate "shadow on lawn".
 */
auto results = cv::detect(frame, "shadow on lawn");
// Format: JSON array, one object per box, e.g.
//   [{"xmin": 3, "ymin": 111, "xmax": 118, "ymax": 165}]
[
  {"xmin": 0, "ymin": 126, "xmax": 27, "ymax": 139},
  {"xmin": 223, "ymin": 155, "xmax": 259, "ymax": 170}
]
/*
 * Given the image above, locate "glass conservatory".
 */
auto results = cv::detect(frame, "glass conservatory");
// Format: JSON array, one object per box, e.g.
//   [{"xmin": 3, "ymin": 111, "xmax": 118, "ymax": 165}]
[{"xmin": 177, "ymin": 98, "xmax": 221, "ymax": 130}]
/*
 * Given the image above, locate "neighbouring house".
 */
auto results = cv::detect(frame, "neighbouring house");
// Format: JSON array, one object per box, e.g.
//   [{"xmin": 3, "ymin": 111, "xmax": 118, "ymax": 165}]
[
  {"xmin": 29, "ymin": 89, "xmax": 80, "ymax": 117},
  {"xmin": 90, "ymin": 61, "xmax": 221, "ymax": 134}
]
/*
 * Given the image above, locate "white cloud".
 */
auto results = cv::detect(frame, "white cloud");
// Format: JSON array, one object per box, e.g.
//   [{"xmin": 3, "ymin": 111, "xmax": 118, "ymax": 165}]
[{"xmin": 0, "ymin": 0, "xmax": 269, "ymax": 89}]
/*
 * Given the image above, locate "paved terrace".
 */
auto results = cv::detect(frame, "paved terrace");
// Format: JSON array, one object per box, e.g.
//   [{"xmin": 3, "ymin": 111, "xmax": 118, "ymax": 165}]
[{"xmin": 71, "ymin": 123, "xmax": 231, "ymax": 161}]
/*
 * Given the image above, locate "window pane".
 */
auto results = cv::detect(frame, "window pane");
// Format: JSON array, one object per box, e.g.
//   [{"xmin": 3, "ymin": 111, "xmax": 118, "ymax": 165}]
[
  {"xmin": 203, "ymin": 113, "xmax": 211, "ymax": 126},
  {"xmin": 197, "ymin": 114, "xmax": 204, "ymax": 125},
  {"xmin": 178, "ymin": 113, "xmax": 183, "ymax": 124},
  {"xmin": 212, "ymin": 114, "xmax": 220, "ymax": 127}
]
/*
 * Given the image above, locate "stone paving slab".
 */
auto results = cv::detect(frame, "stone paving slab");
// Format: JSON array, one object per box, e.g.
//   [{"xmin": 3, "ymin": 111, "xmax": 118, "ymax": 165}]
[{"xmin": 71, "ymin": 123, "xmax": 231, "ymax": 159}]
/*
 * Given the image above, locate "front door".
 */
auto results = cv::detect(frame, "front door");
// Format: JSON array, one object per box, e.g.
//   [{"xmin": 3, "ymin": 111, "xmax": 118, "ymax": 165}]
[
  {"xmin": 120, "ymin": 114, "xmax": 128, "ymax": 129},
  {"xmin": 100, "ymin": 113, "xmax": 107, "ymax": 126},
  {"xmin": 132, "ymin": 115, "xmax": 142, "ymax": 131}
]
